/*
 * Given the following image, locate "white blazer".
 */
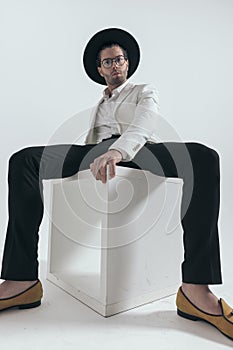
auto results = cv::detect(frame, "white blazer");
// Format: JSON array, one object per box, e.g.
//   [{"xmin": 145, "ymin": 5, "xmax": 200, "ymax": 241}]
[{"xmin": 84, "ymin": 82, "xmax": 160, "ymax": 161}]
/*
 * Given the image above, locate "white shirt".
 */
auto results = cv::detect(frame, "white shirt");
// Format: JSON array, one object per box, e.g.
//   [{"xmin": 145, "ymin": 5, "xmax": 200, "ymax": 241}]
[{"xmin": 95, "ymin": 80, "xmax": 129, "ymax": 154}]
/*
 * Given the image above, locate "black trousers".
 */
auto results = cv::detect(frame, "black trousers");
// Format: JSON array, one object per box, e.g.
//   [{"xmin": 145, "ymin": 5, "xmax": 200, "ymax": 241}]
[{"xmin": 0, "ymin": 136, "xmax": 222, "ymax": 284}]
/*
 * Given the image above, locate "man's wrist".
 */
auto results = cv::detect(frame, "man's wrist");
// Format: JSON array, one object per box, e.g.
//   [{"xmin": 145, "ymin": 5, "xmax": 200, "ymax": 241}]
[{"xmin": 108, "ymin": 149, "xmax": 123, "ymax": 160}]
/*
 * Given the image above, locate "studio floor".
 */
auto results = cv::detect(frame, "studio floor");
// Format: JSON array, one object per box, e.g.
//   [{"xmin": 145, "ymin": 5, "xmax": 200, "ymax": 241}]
[{"xmin": 0, "ymin": 258, "xmax": 233, "ymax": 350}]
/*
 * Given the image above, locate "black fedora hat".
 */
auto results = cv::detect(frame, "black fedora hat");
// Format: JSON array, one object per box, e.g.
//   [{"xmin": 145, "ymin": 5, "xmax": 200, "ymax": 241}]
[{"xmin": 83, "ymin": 28, "xmax": 140, "ymax": 85}]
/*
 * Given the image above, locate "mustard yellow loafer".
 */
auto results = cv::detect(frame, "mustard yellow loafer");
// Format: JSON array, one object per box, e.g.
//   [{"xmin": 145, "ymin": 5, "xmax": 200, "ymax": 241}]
[
  {"xmin": 176, "ymin": 287, "xmax": 233, "ymax": 341},
  {"xmin": 0, "ymin": 280, "xmax": 43, "ymax": 312}
]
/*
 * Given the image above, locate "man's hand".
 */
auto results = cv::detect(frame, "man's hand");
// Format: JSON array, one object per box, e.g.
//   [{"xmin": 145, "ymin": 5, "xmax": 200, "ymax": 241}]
[{"xmin": 90, "ymin": 149, "xmax": 122, "ymax": 183}]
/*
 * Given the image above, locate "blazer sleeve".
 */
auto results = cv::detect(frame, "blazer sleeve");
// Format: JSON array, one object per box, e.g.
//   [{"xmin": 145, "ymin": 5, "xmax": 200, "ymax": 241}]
[{"xmin": 108, "ymin": 84, "xmax": 160, "ymax": 161}]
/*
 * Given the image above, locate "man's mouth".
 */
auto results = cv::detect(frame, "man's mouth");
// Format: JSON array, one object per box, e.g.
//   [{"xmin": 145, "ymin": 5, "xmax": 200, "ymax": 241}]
[{"xmin": 112, "ymin": 71, "xmax": 121, "ymax": 76}]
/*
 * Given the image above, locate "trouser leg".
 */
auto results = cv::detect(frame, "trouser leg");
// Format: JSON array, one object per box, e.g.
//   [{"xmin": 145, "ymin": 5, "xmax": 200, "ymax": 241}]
[
  {"xmin": 121, "ymin": 141, "xmax": 222, "ymax": 284},
  {"xmin": 0, "ymin": 140, "xmax": 116, "ymax": 280}
]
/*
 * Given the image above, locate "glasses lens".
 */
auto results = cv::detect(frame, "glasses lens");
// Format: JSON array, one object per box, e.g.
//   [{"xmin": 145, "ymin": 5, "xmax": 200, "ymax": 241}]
[
  {"xmin": 115, "ymin": 56, "xmax": 125, "ymax": 66},
  {"xmin": 102, "ymin": 59, "xmax": 112, "ymax": 68}
]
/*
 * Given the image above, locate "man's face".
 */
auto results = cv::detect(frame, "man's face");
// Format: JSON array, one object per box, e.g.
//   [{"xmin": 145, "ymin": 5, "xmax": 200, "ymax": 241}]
[{"xmin": 97, "ymin": 45, "xmax": 129, "ymax": 89}]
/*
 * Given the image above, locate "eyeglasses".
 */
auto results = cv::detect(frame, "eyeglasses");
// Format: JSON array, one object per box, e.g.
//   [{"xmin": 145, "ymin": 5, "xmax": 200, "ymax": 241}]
[{"xmin": 101, "ymin": 55, "xmax": 126, "ymax": 69}]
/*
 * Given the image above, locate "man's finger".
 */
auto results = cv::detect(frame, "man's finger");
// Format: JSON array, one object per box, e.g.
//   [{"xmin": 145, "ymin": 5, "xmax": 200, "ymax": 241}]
[
  {"xmin": 108, "ymin": 160, "xmax": 116, "ymax": 179},
  {"xmin": 99, "ymin": 163, "xmax": 107, "ymax": 183}
]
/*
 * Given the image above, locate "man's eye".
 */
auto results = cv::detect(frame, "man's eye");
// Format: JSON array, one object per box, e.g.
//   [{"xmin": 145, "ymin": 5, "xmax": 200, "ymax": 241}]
[{"xmin": 105, "ymin": 59, "xmax": 112, "ymax": 65}]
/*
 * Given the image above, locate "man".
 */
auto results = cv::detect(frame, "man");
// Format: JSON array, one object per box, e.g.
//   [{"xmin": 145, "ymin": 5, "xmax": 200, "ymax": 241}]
[{"xmin": 0, "ymin": 28, "xmax": 233, "ymax": 340}]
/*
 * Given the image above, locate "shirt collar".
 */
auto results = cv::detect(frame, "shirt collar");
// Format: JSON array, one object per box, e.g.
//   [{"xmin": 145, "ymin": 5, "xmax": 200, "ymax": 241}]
[{"xmin": 103, "ymin": 80, "xmax": 129, "ymax": 99}]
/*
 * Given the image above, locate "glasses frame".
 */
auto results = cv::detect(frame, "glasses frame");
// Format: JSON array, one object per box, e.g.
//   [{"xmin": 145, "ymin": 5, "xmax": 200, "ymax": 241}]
[{"xmin": 101, "ymin": 55, "xmax": 127, "ymax": 69}]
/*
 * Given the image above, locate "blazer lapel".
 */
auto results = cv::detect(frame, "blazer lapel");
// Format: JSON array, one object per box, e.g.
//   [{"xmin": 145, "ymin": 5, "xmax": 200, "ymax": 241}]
[{"xmin": 116, "ymin": 82, "xmax": 135, "ymax": 105}]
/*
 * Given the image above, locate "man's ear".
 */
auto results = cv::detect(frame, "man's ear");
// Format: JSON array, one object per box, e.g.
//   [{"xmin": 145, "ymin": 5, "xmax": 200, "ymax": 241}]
[
  {"xmin": 125, "ymin": 59, "xmax": 129, "ymax": 72},
  {"xmin": 98, "ymin": 67, "xmax": 104, "ymax": 77}
]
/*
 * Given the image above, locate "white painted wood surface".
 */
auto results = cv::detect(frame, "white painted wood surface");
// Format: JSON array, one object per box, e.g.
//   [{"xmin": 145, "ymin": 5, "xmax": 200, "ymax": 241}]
[{"xmin": 47, "ymin": 166, "xmax": 184, "ymax": 317}]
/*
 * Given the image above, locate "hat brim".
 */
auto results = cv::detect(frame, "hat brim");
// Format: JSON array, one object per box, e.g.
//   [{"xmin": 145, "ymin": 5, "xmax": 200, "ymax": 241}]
[{"xmin": 83, "ymin": 28, "xmax": 140, "ymax": 85}]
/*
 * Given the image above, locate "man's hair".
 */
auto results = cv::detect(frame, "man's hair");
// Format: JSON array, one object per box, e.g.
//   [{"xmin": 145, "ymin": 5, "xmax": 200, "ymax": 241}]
[{"xmin": 96, "ymin": 43, "xmax": 128, "ymax": 67}]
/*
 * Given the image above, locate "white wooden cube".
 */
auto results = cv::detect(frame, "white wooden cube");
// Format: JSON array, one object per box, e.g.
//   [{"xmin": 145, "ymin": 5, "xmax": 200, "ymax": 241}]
[{"xmin": 47, "ymin": 166, "xmax": 183, "ymax": 317}]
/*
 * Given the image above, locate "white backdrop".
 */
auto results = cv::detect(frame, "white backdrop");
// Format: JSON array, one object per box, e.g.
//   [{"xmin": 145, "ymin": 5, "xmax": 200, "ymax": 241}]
[{"xmin": 0, "ymin": 0, "xmax": 233, "ymax": 275}]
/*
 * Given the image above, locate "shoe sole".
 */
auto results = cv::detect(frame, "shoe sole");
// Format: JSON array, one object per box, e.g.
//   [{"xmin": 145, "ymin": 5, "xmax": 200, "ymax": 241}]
[
  {"xmin": 0, "ymin": 300, "xmax": 41, "ymax": 312},
  {"xmin": 177, "ymin": 308, "xmax": 233, "ymax": 341},
  {"xmin": 177, "ymin": 309, "xmax": 200, "ymax": 321},
  {"xmin": 19, "ymin": 300, "xmax": 41, "ymax": 309}
]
